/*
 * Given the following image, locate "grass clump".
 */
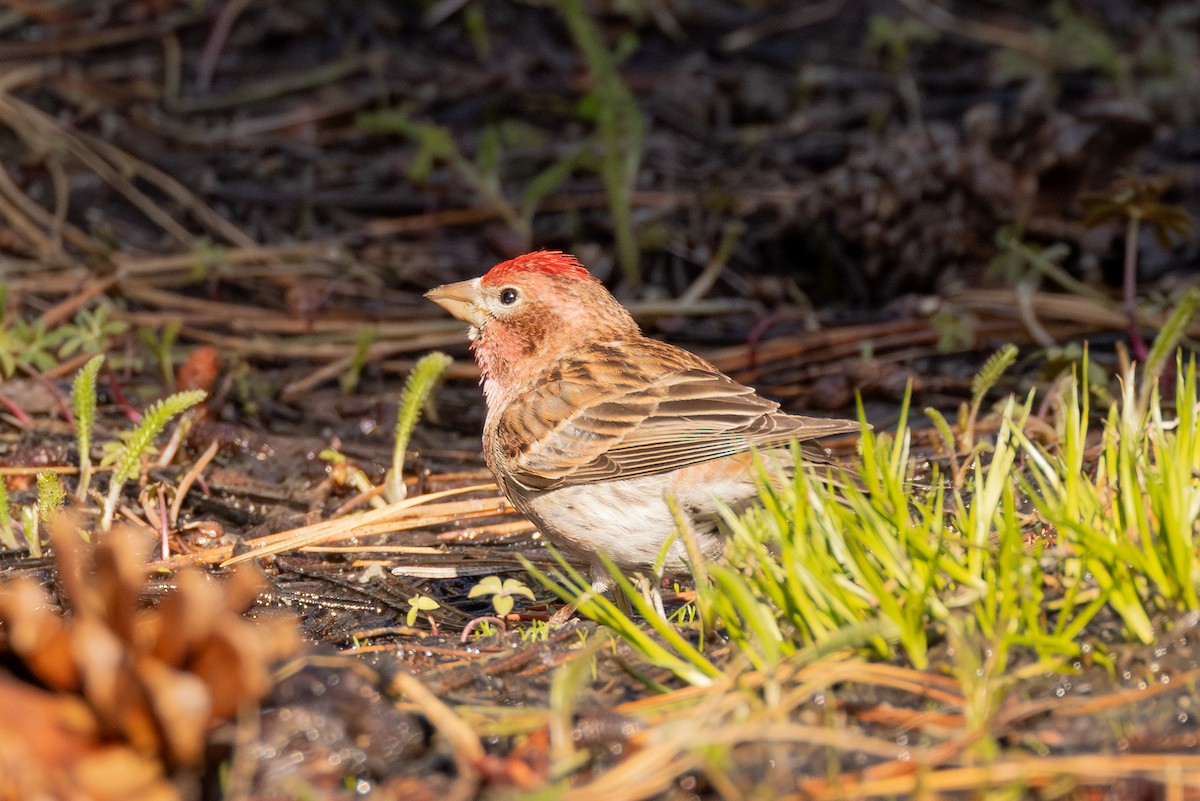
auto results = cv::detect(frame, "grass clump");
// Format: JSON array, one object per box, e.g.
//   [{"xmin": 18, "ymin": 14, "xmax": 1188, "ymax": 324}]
[
  {"xmin": 523, "ymin": 548, "xmax": 725, "ymax": 687},
  {"xmin": 1019, "ymin": 356, "xmax": 1200, "ymax": 637},
  {"xmin": 529, "ymin": 351, "xmax": 1200, "ymax": 708}
]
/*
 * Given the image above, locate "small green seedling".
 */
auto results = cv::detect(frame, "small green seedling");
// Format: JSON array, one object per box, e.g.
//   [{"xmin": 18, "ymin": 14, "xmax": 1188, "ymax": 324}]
[
  {"xmin": 320, "ymin": 448, "xmax": 385, "ymax": 509},
  {"xmin": 71, "ymin": 354, "xmax": 105, "ymax": 501},
  {"xmin": 1082, "ymin": 174, "xmax": 1193, "ymax": 361},
  {"xmin": 469, "ymin": 575, "xmax": 536, "ymax": 617},
  {"xmin": 340, "ymin": 326, "xmax": 377, "ymax": 396},
  {"xmin": 384, "ymin": 352, "xmax": 452, "ymax": 503},
  {"xmin": 558, "ymin": 0, "xmax": 644, "ymax": 286},
  {"xmin": 19, "ymin": 471, "xmax": 67, "ymax": 558},
  {"xmin": 406, "ymin": 594, "xmax": 441, "ymax": 631},
  {"xmin": 0, "ymin": 317, "xmax": 67, "ymax": 378},
  {"xmin": 357, "ymin": 110, "xmax": 526, "ymax": 237},
  {"xmin": 100, "ymin": 389, "xmax": 206, "ymax": 530},
  {"xmin": 36, "ymin": 472, "xmax": 65, "ymax": 522},
  {"xmin": 139, "ymin": 320, "xmax": 182, "ymax": 389},
  {"xmin": 0, "ymin": 477, "xmax": 17, "ymax": 551},
  {"xmin": 20, "ymin": 504, "xmax": 40, "ymax": 558},
  {"xmin": 58, "ymin": 304, "xmax": 129, "ymax": 358}
]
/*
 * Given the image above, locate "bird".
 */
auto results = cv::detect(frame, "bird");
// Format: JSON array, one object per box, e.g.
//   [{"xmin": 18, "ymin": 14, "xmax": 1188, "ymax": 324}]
[{"xmin": 426, "ymin": 250, "xmax": 860, "ymax": 598}]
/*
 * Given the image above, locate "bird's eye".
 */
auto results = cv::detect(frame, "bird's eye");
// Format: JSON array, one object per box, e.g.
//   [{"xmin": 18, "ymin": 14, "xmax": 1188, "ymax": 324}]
[{"xmin": 499, "ymin": 287, "xmax": 519, "ymax": 305}]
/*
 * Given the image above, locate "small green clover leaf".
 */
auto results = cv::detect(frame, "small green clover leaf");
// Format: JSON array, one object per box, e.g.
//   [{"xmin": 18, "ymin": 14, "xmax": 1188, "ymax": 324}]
[
  {"xmin": 406, "ymin": 594, "xmax": 440, "ymax": 627},
  {"xmin": 468, "ymin": 575, "xmax": 536, "ymax": 617}
]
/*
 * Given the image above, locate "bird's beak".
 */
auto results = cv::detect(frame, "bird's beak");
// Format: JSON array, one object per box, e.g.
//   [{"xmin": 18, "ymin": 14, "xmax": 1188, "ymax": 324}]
[{"xmin": 425, "ymin": 278, "xmax": 484, "ymax": 327}]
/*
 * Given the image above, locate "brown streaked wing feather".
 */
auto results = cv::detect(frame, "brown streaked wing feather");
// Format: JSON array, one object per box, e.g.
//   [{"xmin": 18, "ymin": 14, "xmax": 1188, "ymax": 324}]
[{"xmin": 496, "ymin": 340, "xmax": 859, "ymax": 490}]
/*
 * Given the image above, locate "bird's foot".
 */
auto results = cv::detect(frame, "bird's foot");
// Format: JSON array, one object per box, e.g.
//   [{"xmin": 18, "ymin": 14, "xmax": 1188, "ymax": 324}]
[{"xmin": 548, "ymin": 570, "xmax": 614, "ymax": 626}]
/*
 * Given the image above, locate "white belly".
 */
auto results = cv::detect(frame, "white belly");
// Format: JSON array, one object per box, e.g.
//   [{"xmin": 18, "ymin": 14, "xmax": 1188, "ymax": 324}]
[{"xmin": 522, "ymin": 472, "xmax": 754, "ymax": 573}]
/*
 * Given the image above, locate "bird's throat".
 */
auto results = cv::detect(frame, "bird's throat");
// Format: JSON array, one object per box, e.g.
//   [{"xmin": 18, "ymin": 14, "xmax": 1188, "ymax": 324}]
[{"xmin": 471, "ymin": 324, "xmax": 544, "ymax": 409}]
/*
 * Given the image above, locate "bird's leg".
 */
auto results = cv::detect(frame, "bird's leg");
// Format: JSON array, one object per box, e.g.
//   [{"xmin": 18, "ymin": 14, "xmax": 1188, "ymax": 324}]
[
  {"xmin": 588, "ymin": 565, "xmax": 613, "ymax": 596},
  {"xmin": 652, "ymin": 589, "xmax": 668, "ymax": 622},
  {"xmin": 634, "ymin": 573, "xmax": 669, "ymax": 623},
  {"xmin": 592, "ymin": 565, "xmax": 636, "ymax": 617},
  {"xmin": 548, "ymin": 566, "xmax": 613, "ymax": 626},
  {"xmin": 613, "ymin": 581, "xmax": 634, "ymax": 617}
]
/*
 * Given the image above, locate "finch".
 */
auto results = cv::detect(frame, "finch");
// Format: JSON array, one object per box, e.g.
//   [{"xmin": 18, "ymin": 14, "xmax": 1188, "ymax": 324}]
[{"xmin": 426, "ymin": 251, "xmax": 858, "ymax": 584}]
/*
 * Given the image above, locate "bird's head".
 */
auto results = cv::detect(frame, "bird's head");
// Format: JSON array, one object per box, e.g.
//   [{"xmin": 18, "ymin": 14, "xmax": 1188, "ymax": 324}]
[{"xmin": 426, "ymin": 251, "xmax": 638, "ymax": 400}]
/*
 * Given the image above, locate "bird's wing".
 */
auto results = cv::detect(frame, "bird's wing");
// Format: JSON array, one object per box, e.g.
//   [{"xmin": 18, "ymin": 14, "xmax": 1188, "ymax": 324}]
[{"xmin": 494, "ymin": 346, "xmax": 860, "ymax": 491}]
